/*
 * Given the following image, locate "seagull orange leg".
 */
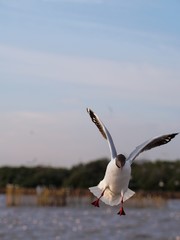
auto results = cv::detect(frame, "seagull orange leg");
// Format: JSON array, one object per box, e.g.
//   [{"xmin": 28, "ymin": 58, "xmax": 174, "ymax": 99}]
[
  {"xmin": 117, "ymin": 198, "xmax": 126, "ymax": 216},
  {"xmin": 91, "ymin": 189, "xmax": 106, "ymax": 207}
]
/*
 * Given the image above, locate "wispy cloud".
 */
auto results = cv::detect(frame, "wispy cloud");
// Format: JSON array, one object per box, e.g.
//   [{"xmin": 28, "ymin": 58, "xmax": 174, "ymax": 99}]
[
  {"xmin": 42, "ymin": 0, "xmax": 104, "ymax": 4},
  {"xmin": 0, "ymin": 110, "xmax": 93, "ymax": 166},
  {"xmin": 0, "ymin": 108, "xmax": 179, "ymax": 167},
  {"xmin": 0, "ymin": 0, "xmax": 180, "ymax": 167},
  {"xmin": 1, "ymin": 44, "xmax": 180, "ymax": 108}
]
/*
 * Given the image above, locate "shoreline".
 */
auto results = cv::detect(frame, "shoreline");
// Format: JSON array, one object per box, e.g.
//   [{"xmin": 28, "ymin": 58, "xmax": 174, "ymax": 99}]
[{"xmin": 4, "ymin": 185, "xmax": 180, "ymax": 207}]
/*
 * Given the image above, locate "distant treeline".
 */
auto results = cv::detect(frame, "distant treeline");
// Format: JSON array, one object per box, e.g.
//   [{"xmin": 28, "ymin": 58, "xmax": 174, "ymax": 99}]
[{"xmin": 0, "ymin": 159, "xmax": 180, "ymax": 192}]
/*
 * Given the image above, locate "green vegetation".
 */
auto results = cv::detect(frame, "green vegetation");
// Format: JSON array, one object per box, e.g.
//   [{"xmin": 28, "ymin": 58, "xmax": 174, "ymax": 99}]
[
  {"xmin": 0, "ymin": 159, "xmax": 179, "ymax": 191},
  {"xmin": 0, "ymin": 166, "xmax": 69, "ymax": 188}
]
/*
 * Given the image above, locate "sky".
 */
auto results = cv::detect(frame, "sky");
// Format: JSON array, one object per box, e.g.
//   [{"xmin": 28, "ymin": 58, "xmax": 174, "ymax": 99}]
[{"xmin": 0, "ymin": 0, "xmax": 180, "ymax": 167}]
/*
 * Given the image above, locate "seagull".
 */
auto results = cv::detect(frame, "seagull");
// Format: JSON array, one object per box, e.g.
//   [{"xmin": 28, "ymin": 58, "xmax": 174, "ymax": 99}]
[{"xmin": 86, "ymin": 108, "xmax": 178, "ymax": 215}]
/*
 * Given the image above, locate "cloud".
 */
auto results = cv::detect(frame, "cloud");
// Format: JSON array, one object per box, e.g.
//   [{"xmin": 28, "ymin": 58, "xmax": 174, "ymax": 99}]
[
  {"xmin": 0, "ymin": 109, "xmax": 179, "ymax": 167},
  {"xmin": 0, "ymin": 110, "xmax": 86, "ymax": 166},
  {"xmin": 1, "ymin": 44, "xmax": 180, "ymax": 109},
  {"xmin": 42, "ymin": 0, "xmax": 104, "ymax": 4},
  {"xmin": 0, "ymin": 109, "xmax": 113, "ymax": 167}
]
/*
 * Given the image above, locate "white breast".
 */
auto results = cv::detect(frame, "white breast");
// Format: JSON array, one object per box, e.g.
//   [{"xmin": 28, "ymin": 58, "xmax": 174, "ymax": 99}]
[{"xmin": 103, "ymin": 159, "xmax": 131, "ymax": 194}]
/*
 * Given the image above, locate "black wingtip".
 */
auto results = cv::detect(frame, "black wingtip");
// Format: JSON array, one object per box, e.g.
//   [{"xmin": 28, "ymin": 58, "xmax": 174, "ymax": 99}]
[
  {"xmin": 171, "ymin": 133, "xmax": 179, "ymax": 138},
  {"xmin": 163, "ymin": 133, "xmax": 179, "ymax": 145},
  {"xmin": 86, "ymin": 108, "xmax": 94, "ymax": 119},
  {"xmin": 86, "ymin": 108, "xmax": 107, "ymax": 140}
]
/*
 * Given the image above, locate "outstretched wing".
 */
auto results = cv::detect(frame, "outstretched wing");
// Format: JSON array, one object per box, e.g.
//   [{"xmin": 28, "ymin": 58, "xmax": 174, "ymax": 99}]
[
  {"xmin": 127, "ymin": 133, "xmax": 178, "ymax": 165},
  {"xmin": 87, "ymin": 108, "xmax": 117, "ymax": 159}
]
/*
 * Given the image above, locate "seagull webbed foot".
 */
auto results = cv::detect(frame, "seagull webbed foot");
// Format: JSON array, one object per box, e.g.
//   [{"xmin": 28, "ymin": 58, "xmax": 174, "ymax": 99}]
[
  {"xmin": 91, "ymin": 199, "xmax": 100, "ymax": 207},
  {"xmin": 91, "ymin": 189, "xmax": 106, "ymax": 208},
  {"xmin": 117, "ymin": 207, "xmax": 126, "ymax": 215}
]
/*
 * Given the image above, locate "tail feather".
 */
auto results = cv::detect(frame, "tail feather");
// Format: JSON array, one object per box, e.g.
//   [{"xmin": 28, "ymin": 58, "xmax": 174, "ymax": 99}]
[
  {"xmin": 89, "ymin": 186, "xmax": 135, "ymax": 206},
  {"xmin": 89, "ymin": 186, "xmax": 119, "ymax": 206},
  {"xmin": 89, "ymin": 186, "xmax": 102, "ymax": 198},
  {"xmin": 123, "ymin": 188, "xmax": 135, "ymax": 202}
]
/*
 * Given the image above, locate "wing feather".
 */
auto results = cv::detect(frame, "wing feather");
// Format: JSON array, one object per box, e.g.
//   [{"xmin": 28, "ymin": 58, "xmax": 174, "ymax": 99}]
[
  {"xmin": 127, "ymin": 133, "xmax": 179, "ymax": 165},
  {"xmin": 87, "ymin": 108, "xmax": 117, "ymax": 159}
]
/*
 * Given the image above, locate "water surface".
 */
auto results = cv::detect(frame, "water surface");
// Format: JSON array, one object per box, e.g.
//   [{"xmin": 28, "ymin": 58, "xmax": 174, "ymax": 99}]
[{"xmin": 0, "ymin": 196, "xmax": 179, "ymax": 240}]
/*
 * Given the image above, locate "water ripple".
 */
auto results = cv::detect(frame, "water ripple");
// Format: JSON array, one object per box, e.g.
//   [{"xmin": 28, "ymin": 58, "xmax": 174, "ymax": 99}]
[{"xmin": 0, "ymin": 198, "xmax": 179, "ymax": 240}]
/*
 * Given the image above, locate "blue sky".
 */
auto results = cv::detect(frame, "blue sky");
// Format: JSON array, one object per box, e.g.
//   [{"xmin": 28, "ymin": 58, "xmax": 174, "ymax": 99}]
[{"xmin": 0, "ymin": 0, "xmax": 180, "ymax": 167}]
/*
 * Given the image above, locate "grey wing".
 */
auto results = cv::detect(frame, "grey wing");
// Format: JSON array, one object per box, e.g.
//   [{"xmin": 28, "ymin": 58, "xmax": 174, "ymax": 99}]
[
  {"xmin": 87, "ymin": 108, "xmax": 117, "ymax": 159},
  {"xmin": 127, "ymin": 133, "xmax": 179, "ymax": 165}
]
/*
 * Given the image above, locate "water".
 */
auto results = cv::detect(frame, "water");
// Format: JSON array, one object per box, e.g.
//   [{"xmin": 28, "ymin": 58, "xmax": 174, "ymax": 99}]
[{"xmin": 0, "ymin": 195, "xmax": 179, "ymax": 240}]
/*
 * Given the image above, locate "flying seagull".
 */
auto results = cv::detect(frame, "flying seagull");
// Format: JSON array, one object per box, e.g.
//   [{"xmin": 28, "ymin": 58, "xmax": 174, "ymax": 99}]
[{"xmin": 86, "ymin": 108, "xmax": 178, "ymax": 215}]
